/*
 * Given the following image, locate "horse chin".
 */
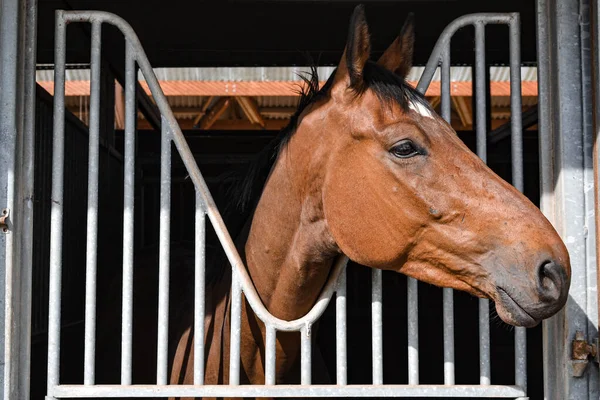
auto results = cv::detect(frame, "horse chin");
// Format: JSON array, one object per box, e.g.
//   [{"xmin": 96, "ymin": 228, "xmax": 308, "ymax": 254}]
[{"xmin": 494, "ymin": 288, "xmax": 540, "ymax": 328}]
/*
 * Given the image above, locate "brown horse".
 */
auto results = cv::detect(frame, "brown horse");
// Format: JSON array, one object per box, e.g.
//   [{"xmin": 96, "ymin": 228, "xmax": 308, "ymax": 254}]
[{"xmin": 169, "ymin": 4, "xmax": 571, "ymax": 395}]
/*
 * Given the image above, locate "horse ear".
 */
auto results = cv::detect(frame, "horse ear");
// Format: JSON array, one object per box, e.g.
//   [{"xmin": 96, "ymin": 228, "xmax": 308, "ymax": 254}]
[
  {"xmin": 377, "ymin": 13, "xmax": 415, "ymax": 79},
  {"xmin": 335, "ymin": 4, "xmax": 371, "ymax": 89}
]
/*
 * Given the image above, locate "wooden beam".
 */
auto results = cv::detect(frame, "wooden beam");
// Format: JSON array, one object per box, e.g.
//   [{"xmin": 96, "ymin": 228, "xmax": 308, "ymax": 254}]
[
  {"xmin": 197, "ymin": 97, "xmax": 232, "ymax": 130},
  {"xmin": 137, "ymin": 117, "xmax": 290, "ymax": 131},
  {"xmin": 260, "ymin": 107, "xmax": 296, "ymax": 118},
  {"xmin": 451, "ymin": 96, "xmax": 473, "ymax": 127},
  {"xmin": 192, "ymin": 96, "xmax": 214, "ymax": 126},
  {"xmin": 426, "ymin": 96, "xmax": 441, "ymax": 109},
  {"xmin": 235, "ymin": 96, "xmax": 265, "ymax": 128}
]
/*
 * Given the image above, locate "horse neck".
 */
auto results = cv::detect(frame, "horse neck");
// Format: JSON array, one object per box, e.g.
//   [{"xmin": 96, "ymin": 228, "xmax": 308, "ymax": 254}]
[{"xmin": 243, "ymin": 131, "xmax": 339, "ymax": 321}]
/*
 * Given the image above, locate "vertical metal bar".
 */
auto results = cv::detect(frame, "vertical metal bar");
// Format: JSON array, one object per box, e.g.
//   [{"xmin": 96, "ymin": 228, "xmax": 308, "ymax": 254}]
[
  {"xmin": 16, "ymin": 1, "xmax": 38, "ymax": 397},
  {"xmin": 301, "ymin": 325, "xmax": 312, "ymax": 385},
  {"xmin": 474, "ymin": 21, "xmax": 491, "ymax": 387},
  {"xmin": 83, "ymin": 20, "xmax": 101, "ymax": 386},
  {"xmin": 371, "ymin": 269, "xmax": 383, "ymax": 385},
  {"xmin": 536, "ymin": 1, "xmax": 556, "ymax": 393},
  {"xmin": 229, "ymin": 271, "xmax": 242, "ymax": 385},
  {"xmin": 336, "ymin": 269, "xmax": 347, "ymax": 385},
  {"xmin": 407, "ymin": 277, "xmax": 419, "ymax": 385},
  {"xmin": 156, "ymin": 115, "xmax": 171, "ymax": 385},
  {"xmin": 121, "ymin": 39, "xmax": 136, "ymax": 386},
  {"xmin": 474, "ymin": 22, "xmax": 488, "ymax": 163},
  {"xmin": 510, "ymin": 15, "xmax": 524, "ymax": 193},
  {"xmin": 46, "ymin": 11, "xmax": 67, "ymax": 395},
  {"xmin": 193, "ymin": 193, "xmax": 206, "ymax": 385},
  {"xmin": 509, "ymin": 14, "xmax": 527, "ymax": 393},
  {"xmin": 441, "ymin": 44, "xmax": 455, "ymax": 386},
  {"xmin": 581, "ymin": 2, "xmax": 600, "ymax": 399},
  {"xmin": 442, "ymin": 288, "xmax": 455, "ymax": 385},
  {"xmin": 265, "ymin": 325, "xmax": 276, "ymax": 385},
  {"xmin": 441, "ymin": 47, "xmax": 452, "ymax": 123},
  {"xmin": 592, "ymin": 1, "xmax": 600, "ymax": 393}
]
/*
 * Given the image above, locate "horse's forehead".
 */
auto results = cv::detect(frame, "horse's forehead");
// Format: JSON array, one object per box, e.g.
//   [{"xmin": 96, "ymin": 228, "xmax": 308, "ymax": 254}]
[{"xmin": 408, "ymin": 100, "xmax": 435, "ymax": 119}]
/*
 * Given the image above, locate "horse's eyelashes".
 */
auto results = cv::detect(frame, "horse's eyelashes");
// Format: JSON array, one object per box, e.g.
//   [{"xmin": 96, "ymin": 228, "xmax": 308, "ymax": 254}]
[{"xmin": 390, "ymin": 140, "xmax": 421, "ymax": 159}]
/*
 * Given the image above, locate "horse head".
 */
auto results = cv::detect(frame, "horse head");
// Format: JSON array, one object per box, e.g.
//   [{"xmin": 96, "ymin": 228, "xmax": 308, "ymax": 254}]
[{"xmin": 291, "ymin": 5, "xmax": 571, "ymax": 327}]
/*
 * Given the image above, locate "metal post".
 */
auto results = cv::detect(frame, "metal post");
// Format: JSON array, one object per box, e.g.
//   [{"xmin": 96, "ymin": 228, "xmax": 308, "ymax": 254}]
[
  {"xmin": 121, "ymin": 39, "xmax": 136, "ymax": 386},
  {"xmin": 157, "ymin": 115, "xmax": 171, "ymax": 385},
  {"xmin": 14, "ymin": 1, "xmax": 38, "ymax": 398},
  {"xmin": 371, "ymin": 269, "xmax": 383, "ymax": 385},
  {"xmin": 336, "ymin": 269, "xmax": 347, "ymax": 385},
  {"xmin": 84, "ymin": 20, "xmax": 101, "ymax": 385},
  {"xmin": 0, "ymin": 0, "xmax": 37, "ymax": 398},
  {"xmin": 46, "ymin": 11, "xmax": 67, "ymax": 399},
  {"xmin": 194, "ymin": 193, "xmax": 206, "ymax": 385},
  {"xmin": 474, "ymin": 21, "xmax": 492, "ymax": 387},
  {"xmin": 440, "ymin": 45, "xmax": 456, "ymax": 386},
  {"xmin": 229, "ymin": 272, "xmax": 242, "ymax": 385},
  {"xmin": 407, "ymin": 277, "xmax": 419, "ymax": 385},
  {"xmin": 301, "ymin": 325, "xmax": 312, "ymax": 385},
  {"xmin": 538, "ymin": 0, "xmax": 599, "ymax": 398},
  {"xmin": 265, "ymin": 325, "xmax": 276, "ymax": 385}
]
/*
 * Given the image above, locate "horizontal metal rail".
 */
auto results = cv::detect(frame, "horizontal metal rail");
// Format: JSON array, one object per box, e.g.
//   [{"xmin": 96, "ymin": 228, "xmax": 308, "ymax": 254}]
[{"xmin": 51, "ymin": 385, "xmax": 527, "ymax": 398}]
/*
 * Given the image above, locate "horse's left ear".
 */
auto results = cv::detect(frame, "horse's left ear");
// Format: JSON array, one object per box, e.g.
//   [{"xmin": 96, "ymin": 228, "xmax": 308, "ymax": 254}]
[{"xmin": 377, "ymin": 13, "xmax": 415, "ymax": 79}]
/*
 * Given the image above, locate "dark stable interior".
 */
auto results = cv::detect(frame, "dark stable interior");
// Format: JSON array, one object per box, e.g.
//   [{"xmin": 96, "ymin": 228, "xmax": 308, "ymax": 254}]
[{"xmin": 31, "ymin": 1, "xmax": 542, "ymax": 399}]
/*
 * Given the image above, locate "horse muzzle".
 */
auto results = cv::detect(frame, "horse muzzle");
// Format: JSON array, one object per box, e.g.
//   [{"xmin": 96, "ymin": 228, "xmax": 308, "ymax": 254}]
[{"xmin": 493, "ymin": 258, "xmax": 570, "ymax": 328}]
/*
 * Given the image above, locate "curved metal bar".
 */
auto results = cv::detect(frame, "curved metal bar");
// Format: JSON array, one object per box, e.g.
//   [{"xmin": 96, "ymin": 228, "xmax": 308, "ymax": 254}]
[
  {"xmin": 58, "ymin": 10, "xmax": 349, "ymax": 333},
  {"xmin": 416, "ymin": 13, "xmax": 517, "ymax": 94}
]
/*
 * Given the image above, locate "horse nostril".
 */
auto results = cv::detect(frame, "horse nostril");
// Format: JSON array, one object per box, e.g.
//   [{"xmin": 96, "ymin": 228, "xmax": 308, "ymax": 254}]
[{"xmin": 537, "ymin": 260, "xmax": 565, "ymax": 302}]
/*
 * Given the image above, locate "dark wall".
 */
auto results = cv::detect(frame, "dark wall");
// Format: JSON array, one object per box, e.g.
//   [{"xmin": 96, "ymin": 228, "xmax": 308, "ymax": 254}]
[{"xmin": 36, "ymin": 0, "xmax": 537, "ymax": 68}]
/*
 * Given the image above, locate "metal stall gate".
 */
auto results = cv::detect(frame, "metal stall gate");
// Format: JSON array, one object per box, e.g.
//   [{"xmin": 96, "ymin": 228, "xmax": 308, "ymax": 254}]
[{"xmin": 44, "ymin": 10, "xmax": 530, "ymax": 399}]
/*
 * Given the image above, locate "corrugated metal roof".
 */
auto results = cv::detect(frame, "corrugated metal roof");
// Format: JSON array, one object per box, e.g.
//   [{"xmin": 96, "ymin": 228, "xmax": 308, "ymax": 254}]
[{"xmin": 37, "ymin": 65, "xmax": 538, "ymax": 83}]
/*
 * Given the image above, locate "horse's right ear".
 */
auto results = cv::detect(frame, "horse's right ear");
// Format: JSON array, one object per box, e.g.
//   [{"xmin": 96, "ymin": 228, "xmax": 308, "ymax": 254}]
[
  {"xmin": 377, "ymin": 13, "xmax": 415, "ymax": 79},
  {"xmin": 334, "ymin": 4, "xmax": 371, "ymax": 91}
]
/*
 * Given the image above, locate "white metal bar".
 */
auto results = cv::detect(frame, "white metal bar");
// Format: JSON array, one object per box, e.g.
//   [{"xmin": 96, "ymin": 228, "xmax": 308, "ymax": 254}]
[
  {"xmin": 301, "ymin": 325, "xmax": 312, "ymax": 385},
  {"xmin": 83, "ymin": 20, "xmax": 101, "ymax": 386},
  {"xmin": 336, "ymin": 269, "xmax": 347, "ymax": 385},
  {"xmin": 193, "ymin": 193, "xmax": 206, "ymax": 385},
  {"xmin": 229, "ymin": 271, "xmax": 242, "ymax": 385},
  {"xmin": 47, "ymin": 10, "xmax": 67, "ymax": 395},
  {"xmin": 265, "ymin": 325, "xmax": 277, "ymax": 385},
  {"xmin": 508, "ymin": 14, "xmax": 527, "ymax": 394},
  {"xmin": 442, "ymin": 288, "xmax": 455, "ymax": 385},
  {"xmin": 121, "ymin": 39, "xmax": 136, "ymax": 386},
  {"xmin": 372, "ymin": 269, "xmax": 383, "ymax": 385},
  {"xmin": 51, "ymin": 384, "xmax": 528, "ymax": 398},
  {"xmin": 407, "ymin": 277, "xmax": 419, "ymax": 385},
  {"xmin": 474, "ymin": 21, "xmax": 491, "ymax": 387},
  {"xmin": 440, "ymin": 45, "xmax": 456, "ymax": 386},
  {"xmin": 15, "ymin": 1, "xmax": 38, "ymax": 398},
  {"xmin": 156, "ymin": 116, "xmax": 171, "ymax": 385}
]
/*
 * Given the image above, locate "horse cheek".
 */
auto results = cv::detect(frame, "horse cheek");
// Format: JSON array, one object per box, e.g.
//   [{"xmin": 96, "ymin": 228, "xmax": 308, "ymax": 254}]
[{"xmin": 322, "ymin": 158, "xmax": 408, "ymax": 267}]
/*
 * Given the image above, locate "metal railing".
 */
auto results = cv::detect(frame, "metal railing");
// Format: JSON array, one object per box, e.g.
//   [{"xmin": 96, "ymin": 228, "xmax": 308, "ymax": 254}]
[{"xmin": 46, "ymin": 10, "xmax": 528, "ymax": 399}]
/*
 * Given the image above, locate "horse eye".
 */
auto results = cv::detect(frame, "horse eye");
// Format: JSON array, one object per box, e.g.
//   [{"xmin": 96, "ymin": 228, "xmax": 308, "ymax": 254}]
[{"xmin": 390, "ymin": 140, "xmax": 420, "ymax": 158}]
